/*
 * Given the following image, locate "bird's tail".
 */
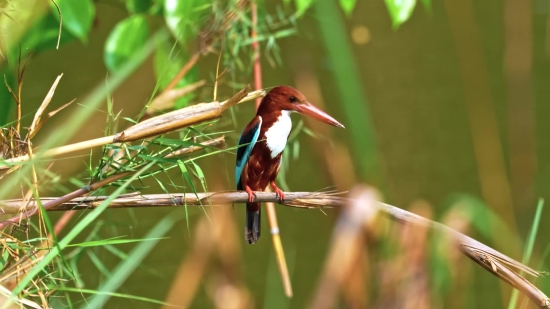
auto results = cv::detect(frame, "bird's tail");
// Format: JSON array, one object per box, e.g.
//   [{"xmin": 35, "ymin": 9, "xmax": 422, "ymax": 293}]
[{"xmin": 245, "ymin": 202, "xmax": 261, "ymax": 244}]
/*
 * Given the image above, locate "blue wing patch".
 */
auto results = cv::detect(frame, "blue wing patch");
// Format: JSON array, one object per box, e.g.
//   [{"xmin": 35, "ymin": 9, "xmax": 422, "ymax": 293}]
[{"xmin": 235, "ymin": 116, "xmax": 262, "ymax": 189}]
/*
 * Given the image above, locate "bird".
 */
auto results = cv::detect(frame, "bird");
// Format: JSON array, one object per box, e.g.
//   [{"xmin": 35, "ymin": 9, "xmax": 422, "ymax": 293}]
[{"xmin": 235, "ymin": 85, "xmax": 345, "ymax": 244}]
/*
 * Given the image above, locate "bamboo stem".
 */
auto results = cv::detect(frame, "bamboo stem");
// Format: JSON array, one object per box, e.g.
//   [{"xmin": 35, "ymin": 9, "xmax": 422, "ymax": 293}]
[{"xmin": 0, "ymin": 88, "xmax": 264, "ymax": 170}]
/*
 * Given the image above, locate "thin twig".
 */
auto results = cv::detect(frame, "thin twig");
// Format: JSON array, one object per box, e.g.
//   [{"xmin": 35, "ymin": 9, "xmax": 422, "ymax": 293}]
[
  {"xmin": 50, "ymin": 0, "xmax": 61, "ymax": 50},
  {"xmin": 27, "ymin": 74, "xmax": 63, "ymax": 140}
]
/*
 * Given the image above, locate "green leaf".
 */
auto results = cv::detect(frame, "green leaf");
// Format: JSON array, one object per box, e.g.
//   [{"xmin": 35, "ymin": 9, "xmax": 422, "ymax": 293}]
[
  {"xmin": 384, "ymin": 0, "xmax": 417, "ymax": 28},
  {"xmin": 126, "ymin": 0, "xmax": 153, "ymax": 14},
  {"xmin": 104, "ymin": 15, "xmax": 149, "ymax": 72},
  {"xmin": 52, "ymin": 0, "xmax": 95, "ymax": 43},
  {"xmin": 295, "ymin": 0, "xmax": 314, "ymax": 16},
  {"xmin": 339, "ymin": 0, "xmax": 357, "ymax": 16},
  {"xmin": 164, "ymin": 0, "xmax": 210, "ymax": 41}
]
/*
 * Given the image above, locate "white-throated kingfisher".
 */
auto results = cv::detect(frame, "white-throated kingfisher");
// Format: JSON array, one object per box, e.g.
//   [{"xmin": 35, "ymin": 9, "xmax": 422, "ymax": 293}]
[{"xmin": 235, "ymin": 86, "xmax": 345, "ymax": 244}]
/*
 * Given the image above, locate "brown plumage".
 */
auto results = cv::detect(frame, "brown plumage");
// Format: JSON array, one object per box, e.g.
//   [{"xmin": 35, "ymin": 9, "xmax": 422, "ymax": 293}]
[{"xmin": 236, "ymin": 86, "xmax": 344, "ymax": 244}]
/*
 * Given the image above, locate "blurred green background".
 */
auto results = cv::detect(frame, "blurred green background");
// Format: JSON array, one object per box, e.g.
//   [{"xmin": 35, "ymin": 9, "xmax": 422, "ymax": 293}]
[{"xmin": 1, "ymin": 0, "xmax": 549, "ymax": 308}]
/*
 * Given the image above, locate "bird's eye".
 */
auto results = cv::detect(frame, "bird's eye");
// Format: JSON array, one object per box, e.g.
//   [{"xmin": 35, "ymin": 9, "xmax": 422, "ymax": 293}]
[{"xmin": 289, "ymin": 95, "xmax": 297, "ymax": 103}]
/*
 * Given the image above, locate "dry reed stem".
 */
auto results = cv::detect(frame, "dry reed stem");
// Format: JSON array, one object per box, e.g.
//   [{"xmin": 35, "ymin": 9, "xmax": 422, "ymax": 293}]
[
  {"xmin": 0, "ymin": 87, "xmax": 264, "ymax": 169},
  {"xmin": 0, "ymin": 191, "xmax": 343, "ymax": 212},
  {"xmin": 0, "ymin": 187, "xmax": 547, "ymax": 306},
  {"xmin": 463, "ymin": 246, "xmax": 550, "ymax": 308},
  {"xmin": 309, "ymin": 186, "xmax": 378, "ymax": 309}
]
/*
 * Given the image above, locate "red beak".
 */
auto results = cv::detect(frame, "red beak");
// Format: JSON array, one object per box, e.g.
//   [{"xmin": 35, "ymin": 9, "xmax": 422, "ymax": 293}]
[{"xmin": 295, "ymin": 102, "xmax": 345, "ymax": 128}]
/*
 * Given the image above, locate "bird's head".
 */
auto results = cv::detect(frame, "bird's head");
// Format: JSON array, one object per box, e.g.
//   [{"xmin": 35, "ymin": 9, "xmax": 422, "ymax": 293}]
[{"xmin": 260, "ymin": 85, "xmax": 345, "ymax": 128}]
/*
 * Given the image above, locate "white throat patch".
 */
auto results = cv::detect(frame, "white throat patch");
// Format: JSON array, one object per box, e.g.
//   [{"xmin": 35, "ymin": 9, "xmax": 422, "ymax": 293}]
[{"xmin": 265, "ymin": 110, "xmax": 292, "ymax": 158}]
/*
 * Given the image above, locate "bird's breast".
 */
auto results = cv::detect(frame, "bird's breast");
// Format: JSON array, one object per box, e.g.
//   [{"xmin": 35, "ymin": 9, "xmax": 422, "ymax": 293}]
[{"xmin": 263, "ymin": 110, "xmax": 292, "ymax": 158}]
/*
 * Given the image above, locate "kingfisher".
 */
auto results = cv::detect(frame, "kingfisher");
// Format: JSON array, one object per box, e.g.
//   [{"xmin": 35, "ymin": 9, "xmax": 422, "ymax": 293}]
[{"xmin": 235, "ymin": 86, "xmax": 345, "ymax": 244}]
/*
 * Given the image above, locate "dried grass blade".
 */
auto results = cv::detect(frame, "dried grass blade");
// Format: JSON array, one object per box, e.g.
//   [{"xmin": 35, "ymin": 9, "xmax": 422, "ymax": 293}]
[{"xmin": 27, "ymin": 74, "xmax": 63, "ymax": 139}]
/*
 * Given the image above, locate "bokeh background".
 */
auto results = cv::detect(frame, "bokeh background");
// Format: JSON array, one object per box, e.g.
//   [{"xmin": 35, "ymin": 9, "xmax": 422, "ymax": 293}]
[{"xmin": 1, "ymin": 0, "xmax": 549, "ymax": 308}]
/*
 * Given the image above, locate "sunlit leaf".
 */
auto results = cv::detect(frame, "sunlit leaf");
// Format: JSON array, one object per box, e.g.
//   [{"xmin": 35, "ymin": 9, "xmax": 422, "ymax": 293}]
[
  {"xmin": 52, "ymin": 0, "xmax": 95, "ymax": 42},
  {"xmin": 339, "ymin": 0, "xmax": 357, "ymax": 16},
  {"xmin": 164, "ymin": 0, "xmax": 210, "ymax": 41},
  {"xmin": 295, "ymin": 0, "xmax": 314, "ymax": 16},
  {"xmin": 104, "ymin": 15, "xmax": 149, "ymax": 72},
  {"xmin": 384, "ymin": 0, "xmax": 417, "ymax": 28}
]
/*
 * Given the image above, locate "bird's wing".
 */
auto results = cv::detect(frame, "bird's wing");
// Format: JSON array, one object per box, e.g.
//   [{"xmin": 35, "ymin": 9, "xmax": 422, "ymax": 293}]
[{"xmin": 236, "ymin": 116, "xmax": 263, "ymax": 188}]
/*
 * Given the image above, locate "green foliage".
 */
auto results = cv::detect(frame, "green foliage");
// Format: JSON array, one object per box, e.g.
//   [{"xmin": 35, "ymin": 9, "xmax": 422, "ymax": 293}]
[
  {"xmin": 104, "ymin": 15, "xmax": 149, "ymax": 72},
  {"xmin": 52, "ymin": 0, "xmax": 95, "ymax": 43},
  {"xmin": 384, "ymin": 0, "xmax": 417, "ymax": 28}
]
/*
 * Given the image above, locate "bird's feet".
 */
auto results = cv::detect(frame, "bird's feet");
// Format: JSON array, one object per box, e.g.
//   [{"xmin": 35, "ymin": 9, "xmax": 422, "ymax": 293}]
[
  {"xmin": 245, "ymin": 186, "xmax": 257, "ymax": 203},
  {"xmin": 270, "ymin": 182, "xmax": 285, "ymax": 203}
]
